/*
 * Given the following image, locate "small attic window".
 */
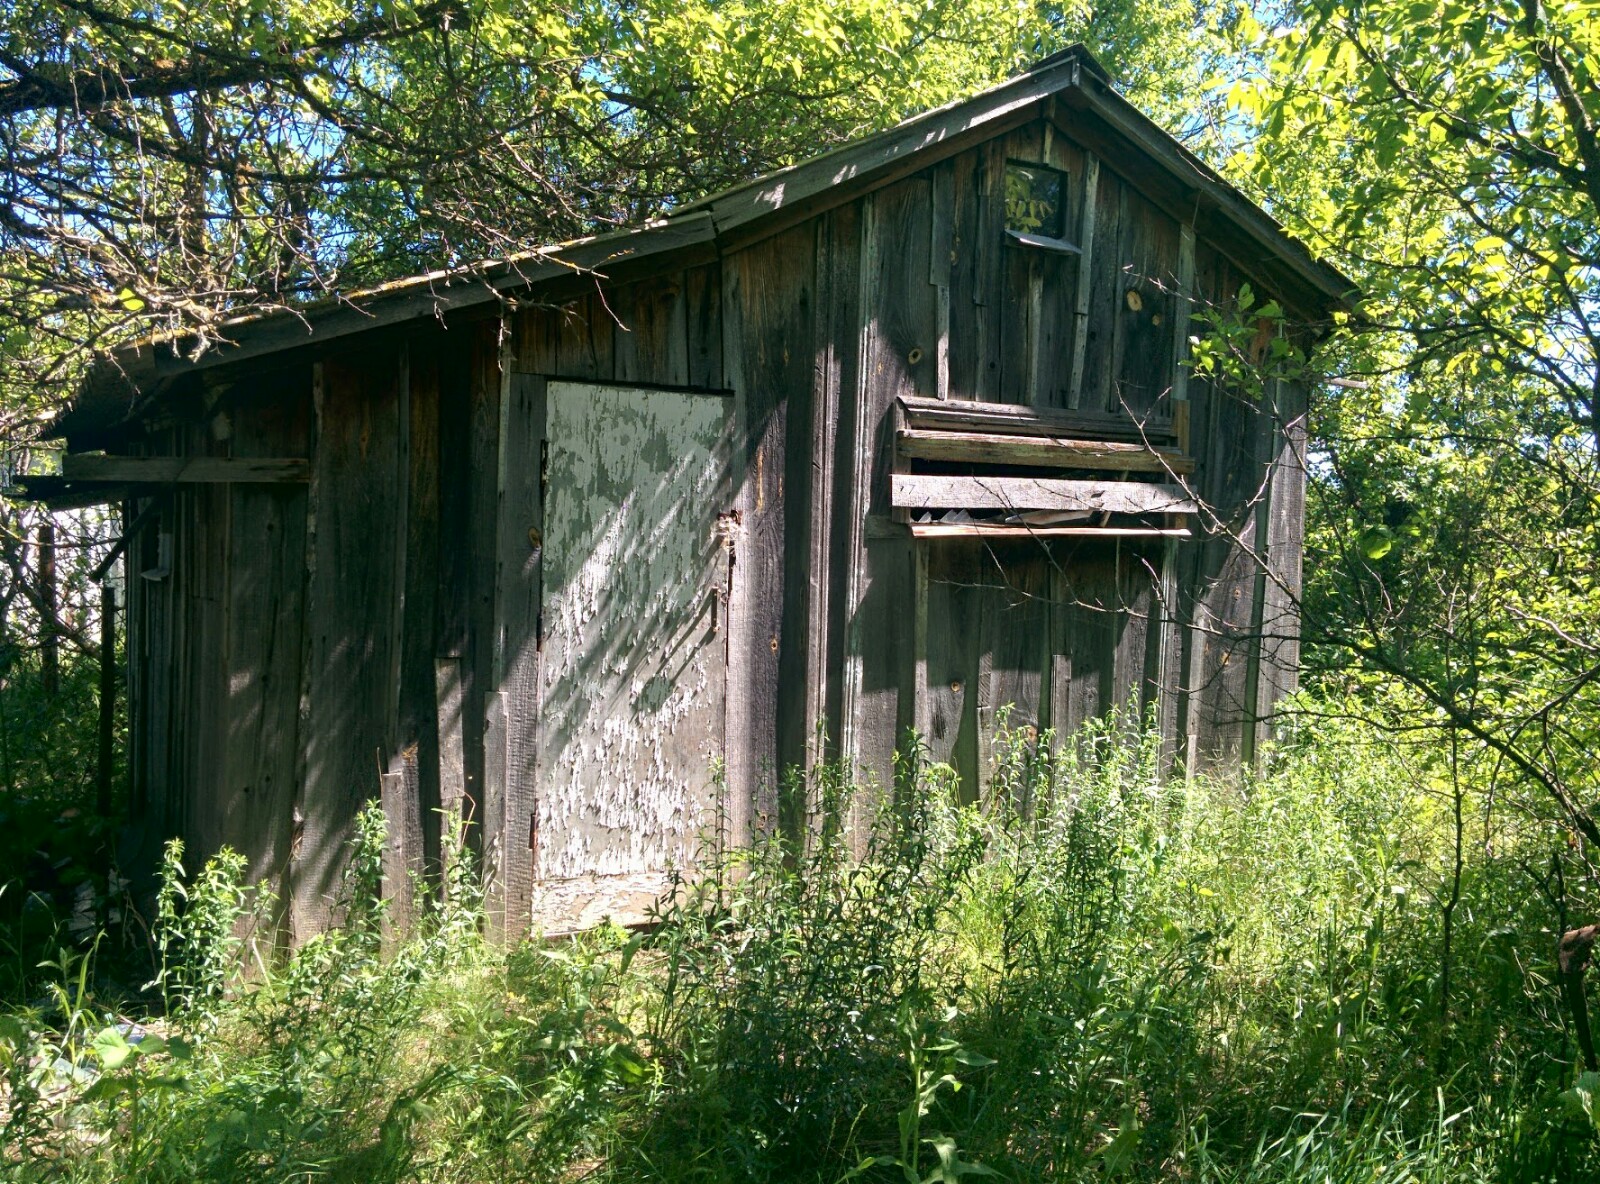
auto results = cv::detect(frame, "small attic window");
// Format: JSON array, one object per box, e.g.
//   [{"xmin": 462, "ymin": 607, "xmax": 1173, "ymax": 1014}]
[{"xmin": 1004, "ymin": 161, "xmax": 1079, "ymax": 254}]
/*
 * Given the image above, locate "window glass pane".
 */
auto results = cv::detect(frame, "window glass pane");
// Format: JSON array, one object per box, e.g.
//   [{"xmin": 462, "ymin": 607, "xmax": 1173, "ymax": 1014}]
[{"xmin": 1004, "ymin": 162, "xmax": 1066, "ymax": 238}]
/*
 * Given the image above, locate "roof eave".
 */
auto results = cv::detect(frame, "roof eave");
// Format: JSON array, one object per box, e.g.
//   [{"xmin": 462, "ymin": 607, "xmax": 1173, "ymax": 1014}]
[
  {"xmin": 1058, "ymin": 74, "xmax": 1357, "ymax": 320},
  {"xmin": 52, "ymin": 45, "xmax": 1359, "ymax": 442},
  {"xmin": 51, "ymin": 213, "xmax": 719, "ymax": 440}
]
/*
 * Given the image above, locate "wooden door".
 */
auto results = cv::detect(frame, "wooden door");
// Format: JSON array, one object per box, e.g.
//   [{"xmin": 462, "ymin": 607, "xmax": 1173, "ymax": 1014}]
[{"xmin": 532, "ymin": 381, "xmax": 731, "ymax": 926}]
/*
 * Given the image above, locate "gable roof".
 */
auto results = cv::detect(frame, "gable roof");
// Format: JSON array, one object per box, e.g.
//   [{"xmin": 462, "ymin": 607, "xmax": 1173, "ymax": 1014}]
[{"xmin": 54, "ymin": 45, "xmax": 1355, "ymax": 440}]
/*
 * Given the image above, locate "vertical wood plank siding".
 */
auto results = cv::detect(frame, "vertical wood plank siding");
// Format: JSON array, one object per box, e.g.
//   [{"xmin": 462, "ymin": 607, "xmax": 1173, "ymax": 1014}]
[{"xmin": 292, "ymin": 348, "xmax": 405, "ymax": 939}]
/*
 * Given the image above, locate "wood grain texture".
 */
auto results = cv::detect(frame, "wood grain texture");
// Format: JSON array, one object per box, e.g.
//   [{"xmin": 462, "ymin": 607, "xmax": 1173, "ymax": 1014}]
[
  {"xmin": 1051, "ymin": 545, "xmax": 1120, "ymax": 735},
  {"xmin": 292, "ymin": 348, "xmax": 404, "ymax": 940},
  {"xmin": 836, "ymin": 195, "xmax": 878, "ymax": 781},
  {"xmin": 536, "ymin": 382, "xmax": 730, "ymax": 892},
  {"xmin": 725, "ymin": 224, "xmax": 814, "ymax": 840},
  {"xmin": 481, "ymin": 690, "xmax": 509, "ymax": 938},
  {"xmin": 1082, "ymin": 160, "xmax": 1124, "ymax": 412},
  {"xmin": 929, "ymin": 160, "xmax": 954, "ymax": 401},
  {"xmin": 685, "ymin": 264, "xmax": 724, "ymax": 390},
  {"xmin": 62, "ymin": 455, "xmax": 309, "ymax": 482},
  {"xmin": 819, "ymin": 203, "xmax": 865, "ymax": 768},
  {"xmin": 490, "ymin": 370, "xmax": 545, "ymax": 938},
  {"xmin": 845, "ymin": 178, "xmax": 937, "ymax": 797},
  {"xmin": 554, "ymin": 290, "xmax": 615, "ymax": 381},
  {"xmin": 613, "ymin": 274, "xmax": 689, "ymax": 386},
  {"xmin": 947, "ymin": 145, "xmax": 994, "ymax": 402},
  {"xmin": 465, "ymin": 323, "xmax": 503, "ymax": 858},
  {"xmin": 892, "ymin": 474, "xmax": 1195, "ymax": 515},
  {"xmin": 997, "ymin": 124, "xmax": 1043, "ymax": 406},
  {"xmin": 1113, "ymin": 188, "xmax": 1180, "ymax": 419},
  {"xmin": 895, "ymin": 428, "xmax": 1192, "ymax": 473},
  {"xmin": 1169, "ymin": 224, "xmax": 1196, "ymax": 408},
  {"xmin": 1260, "ymin": 376, "xmax": 1308, "ymax": 721},
  {"xmin": 910, "ymin": 524, "xmax": 1188, "ymax": 539},
  {"xmin": 898, "ymin": 395, "xmax": 1177, "ymax": 444},
  {"xmin": 398, "ymin": 337, "xmax": 442, "ymax": 887},
  {"xmin": 798, "ymin": 207, "xmax": 852, "ymax": 771},
  {"xmin": 435, "ymin": 658, "xmax": 467, "ymax": 844},
  {"xmin": 1067, "ymin": 153, "xmax": 1100, "ymax": 408},
  {"xmin": 215, "ymin": 368, "xmax": 310, "ymax": 916}
]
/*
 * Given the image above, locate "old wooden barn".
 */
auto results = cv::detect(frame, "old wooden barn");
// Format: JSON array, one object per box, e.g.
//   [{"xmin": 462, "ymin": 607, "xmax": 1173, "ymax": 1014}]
[{"xmin": 29, "ymin": 46, "xmax": 1354, "ymax": 940}]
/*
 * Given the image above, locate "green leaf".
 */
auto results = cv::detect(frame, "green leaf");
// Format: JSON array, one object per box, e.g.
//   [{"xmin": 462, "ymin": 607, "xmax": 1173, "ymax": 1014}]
[
  {"xmin": 1094, "ymin": 1113, "xmax": 1142, "ymax": 1177},
  {"xmin": 91, "ymin": 1026, "xmax": 133, "ymax": 1070},
  {"xmin": 949, "ymin": 1048, "xmax": 996, "ymax": 1068},
  {"xmin": 1561, "ymin": 1073, "xmax": 1600, "ymax": 1132}
]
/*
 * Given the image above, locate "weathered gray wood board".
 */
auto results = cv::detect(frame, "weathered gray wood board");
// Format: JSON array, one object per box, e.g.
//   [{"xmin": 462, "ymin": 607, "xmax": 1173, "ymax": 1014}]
[
  {"xmin": 61, "ymin": 455, "xmax": 309, "ymax": 483},
  {"xmin": 292, "ymin": 350, "xmax": 405, "ymax": 939},
  {"xmin": 895, "ymin": 428, "xmax": 1192, "ymax": 473},
  {"xmin": 533, "ymin": 381, "xmax": 730, "ymax": 929},
  {"xmin": 216, "ymin": 410, "xmax": 308, "ymax": 902},
  {"xmin": 916, "ymin": 539, "xmax": 1162, "ymax": 804},
  {"xmin": 724, "ymin": 226, "xmax": 813, "ymax": 840},
  {"xmin": 484, "ymin": 369, "xmax": 543, "ymax": 937},
  {"xmin": 891, "ymin": 474, "xmax": 1195, "ymax": 515}
]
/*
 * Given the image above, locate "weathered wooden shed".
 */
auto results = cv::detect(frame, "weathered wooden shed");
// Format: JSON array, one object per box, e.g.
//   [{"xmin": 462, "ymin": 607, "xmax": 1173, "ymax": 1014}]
[{"xmin": 32, "ymin": 47, "xmax": 1353, "ymax": 939}]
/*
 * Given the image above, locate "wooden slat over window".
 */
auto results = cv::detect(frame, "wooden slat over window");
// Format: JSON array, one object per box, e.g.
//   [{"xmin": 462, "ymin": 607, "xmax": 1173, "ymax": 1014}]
[
  {"xmin": 891, "ymin": 473, "xmax": 1196, "ymax": 516},
  {"xmin": 898, "ymin": 394, "xmax": 1179, "ymax": 446},
  {"xmin": 909, "ymin": 523, "xmax": 1188, "ymax": 539},
  {"xmin": 896, "ymin": 427, "xmax": 1193, "ymax": 474}
]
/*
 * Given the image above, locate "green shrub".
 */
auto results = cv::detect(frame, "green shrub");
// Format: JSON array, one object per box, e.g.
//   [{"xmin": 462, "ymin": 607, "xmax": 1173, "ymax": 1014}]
[{"xmin": 2, "ymin": 715, "xmax": 1597, "ymax": 1183}]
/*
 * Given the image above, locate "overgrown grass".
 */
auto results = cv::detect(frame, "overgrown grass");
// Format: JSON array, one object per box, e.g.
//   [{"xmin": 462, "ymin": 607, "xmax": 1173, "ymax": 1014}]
[
  {"xmin": 2, "ymin": 714, "xmax": 1598, "ymax": 1182},
  {"xmin": 0, "ymin": 651, "xmax": 129, "ymax": 1003}
]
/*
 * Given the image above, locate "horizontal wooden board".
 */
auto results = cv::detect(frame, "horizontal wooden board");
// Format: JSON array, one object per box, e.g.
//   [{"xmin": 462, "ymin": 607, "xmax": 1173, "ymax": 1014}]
[
  {"xmin": 61, "ymin": 455, "xmax": 310, "ymax": 483},
  {"xmin": 895, "ymin": 428, "xmax": 1192, "ymax": 474},
  {"xmin": 898, "ymin": 395, "xmax": 1175, "ymax": 444},
  {"xmin": 892, "ymin": 473, "xmax": 1196, "ymax": 515},
  {"xmin": 12, "ymin": 475, "xmax": 134, "ymax": 508},
  {"xmin": 909, "ymin": 523, "xmax": 1190, "ymax": 539}
]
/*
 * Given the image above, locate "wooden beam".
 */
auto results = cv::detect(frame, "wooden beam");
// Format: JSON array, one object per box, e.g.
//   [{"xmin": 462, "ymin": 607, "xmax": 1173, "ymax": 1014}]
[
  {"xmin": 89, "ymin": 494, "xmax": 169, "ymax": 582},
  {"xmin": 895, "ymin": 427, "xmax": 1193, "ymax": 474},
  {"xmin": 1067, "ymin": 153, "xmax": 1100, "ymax": 408},
  {"xmin": 61, "ymin": 454, "xmax": 310, "ymax": 483},
  {"xmin": 909, "ymin": 523, "xmax": 1190, "ymax": 539},
  {"xmin": 892, "ymin": 473, "xmax": 1196, "ymax": 515},
  {"xmin": 898, "ymin": 394, "xmax": 1176, "ymax": 444}
]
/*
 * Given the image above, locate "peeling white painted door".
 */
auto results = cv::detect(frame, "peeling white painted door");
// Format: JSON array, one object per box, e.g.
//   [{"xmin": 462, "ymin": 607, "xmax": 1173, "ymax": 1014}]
[{"xmin": 535, "ymin": 382, "xmax": 731, "ymax": 896}]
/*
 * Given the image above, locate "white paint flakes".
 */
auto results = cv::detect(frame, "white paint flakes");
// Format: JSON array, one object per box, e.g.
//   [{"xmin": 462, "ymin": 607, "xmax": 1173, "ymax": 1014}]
[{"xmin": 537, "ymin": 383, "xmax": 729, "ymax": 880}]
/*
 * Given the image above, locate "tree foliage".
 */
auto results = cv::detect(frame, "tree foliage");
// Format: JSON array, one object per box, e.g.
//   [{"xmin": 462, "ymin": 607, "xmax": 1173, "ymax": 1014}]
[
  {"xmin": 0, "ymin": 0, "xmax": 1244, "ymax": 434},
  {"xmin": 1232, "ymin": 1, "xmax": 1600, "ymax": 852}
]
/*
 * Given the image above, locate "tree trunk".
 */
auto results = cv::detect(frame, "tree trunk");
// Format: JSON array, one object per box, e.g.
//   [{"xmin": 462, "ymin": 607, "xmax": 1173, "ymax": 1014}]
[
  {"xmin": 37, "ymin": 521, "xmax": 57, "ymax": 697},
  {"xmin": 97, "ymin": 583, "xmax": 117, "ymax": 817}
]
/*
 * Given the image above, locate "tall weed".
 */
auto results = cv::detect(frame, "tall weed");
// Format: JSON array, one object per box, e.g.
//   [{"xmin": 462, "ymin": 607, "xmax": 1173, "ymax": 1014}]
[{"xmin": 2, "ymin": 717, "xmax": 1597, "ymax": 1183}]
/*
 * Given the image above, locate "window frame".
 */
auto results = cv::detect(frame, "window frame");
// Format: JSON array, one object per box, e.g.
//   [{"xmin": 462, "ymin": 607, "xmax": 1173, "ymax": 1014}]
[{"xmin": 1002, "ymin": 159, "xmax": 1080, "ymax": 255}]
